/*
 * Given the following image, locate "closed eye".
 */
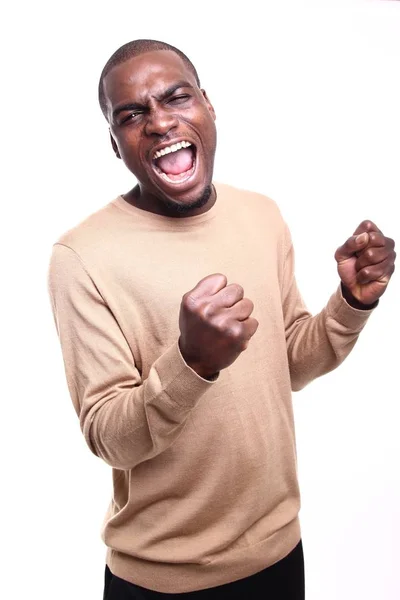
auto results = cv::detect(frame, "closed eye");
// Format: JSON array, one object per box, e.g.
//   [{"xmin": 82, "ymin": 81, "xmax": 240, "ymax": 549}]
[{"xmin": 167, "ymin": 94, "xmax": 190, "ymax": 105}]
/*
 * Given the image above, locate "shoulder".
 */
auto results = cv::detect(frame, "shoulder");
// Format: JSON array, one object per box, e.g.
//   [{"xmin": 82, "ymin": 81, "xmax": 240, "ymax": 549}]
[
  {"xmin": 214, "ymin": 182, "xmax": 285, "ymax": 226},
  {"xmin": 53, "ymin": 198, "xmax": 123, "ymax": 256}
]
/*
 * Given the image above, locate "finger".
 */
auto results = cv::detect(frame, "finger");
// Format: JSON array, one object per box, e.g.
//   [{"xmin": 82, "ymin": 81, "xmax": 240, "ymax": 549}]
[
  {"xmin": 355, "ymin": 233, "xmax": 394, "ymax": 261},
  {"xmin": 363, "ymin": 231, "xmax": 393, "ymax": 249},
  {"xmin": 241, "ymin": 317, "xmax": 259, "ymax": 344},
  {"xmin": 353, "ymin": 220, "xmax": 382, "ymax": 236},
  {"xmin": 356, "ymin": 247, "xmax": 396, "ymax": 270},
  {"xmin": 214, "ymin": 283, "xmax": 244, "ymax": 308},
  {"xmin": 357, "ymin": 257, "xmax": 395, "ymax": 285},
  {"xmin": 186, "ymin": 273, "xmax": 227, "ymax": 300},
  {"xmin": 228, "ymin": 297, "xmax": 254, "ymax": 321},
  {"xmin": 335, "ymin": 233, "xmax": 370, "ymax": 262}
]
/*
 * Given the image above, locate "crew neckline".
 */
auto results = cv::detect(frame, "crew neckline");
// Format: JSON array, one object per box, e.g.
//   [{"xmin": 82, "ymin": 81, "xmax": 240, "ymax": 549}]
[{"xmin": 111, "ymin": 183, "xmax": 222, "ymax": 229}]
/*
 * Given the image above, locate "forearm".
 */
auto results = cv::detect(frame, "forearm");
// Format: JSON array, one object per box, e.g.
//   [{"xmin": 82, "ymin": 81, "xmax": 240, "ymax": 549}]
[
  {"xmin": 48, "ymin": 244, "xmax": 217, "ymax": 471},
  {"xmin": 83, "ymin": 341, "xmax": 216, "ymax": 470},
  {"xmin": 287, "ymin": 286, "xmax": 375, "ymax": 391}
]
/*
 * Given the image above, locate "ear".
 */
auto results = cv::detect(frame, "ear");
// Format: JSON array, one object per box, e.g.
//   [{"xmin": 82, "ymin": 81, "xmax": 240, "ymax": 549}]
[
  {"xmin": 201, "ymin": 89, "xmax": 216, "ymax": 121},
  {"xmin": 109, "ymin": 130, "xmax": 121, "ymax": 159}
]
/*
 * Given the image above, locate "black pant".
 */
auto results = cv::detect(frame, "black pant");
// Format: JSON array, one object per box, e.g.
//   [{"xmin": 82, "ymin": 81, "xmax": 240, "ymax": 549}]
[{"xmin": 103, "ymin": 541, "xmax": 305, "ymax": 599}]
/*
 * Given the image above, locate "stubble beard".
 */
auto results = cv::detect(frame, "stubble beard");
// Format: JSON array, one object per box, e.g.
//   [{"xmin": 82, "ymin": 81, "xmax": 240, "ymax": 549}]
[{"xmin": 162, "ymin": 185, "xmax": 213, "ymax": 215}]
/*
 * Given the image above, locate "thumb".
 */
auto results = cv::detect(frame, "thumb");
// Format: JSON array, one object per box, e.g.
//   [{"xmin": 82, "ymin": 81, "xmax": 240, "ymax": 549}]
[
  {"xmin": 335, "ymin": 232, "xmax": 369, "ymax": 263},
  {"xmin": 186, "ymin": 273, "xmax": 228, "ymax": 300}
]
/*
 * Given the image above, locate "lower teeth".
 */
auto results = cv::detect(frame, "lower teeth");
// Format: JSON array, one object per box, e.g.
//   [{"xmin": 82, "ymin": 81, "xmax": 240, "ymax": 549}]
[{"xmin": 157, "ymin": 162, "xmax": 195, "ymax": 183}]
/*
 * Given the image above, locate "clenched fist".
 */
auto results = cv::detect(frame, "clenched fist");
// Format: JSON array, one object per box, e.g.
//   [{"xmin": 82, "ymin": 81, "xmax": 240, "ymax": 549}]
[
  {"xmin": 178, "ymin": 274, "xmax": 259, "ymax": 379},
  {"xmin": 335, "ymin": 220, "xmax": 396, "ymax": 307}
]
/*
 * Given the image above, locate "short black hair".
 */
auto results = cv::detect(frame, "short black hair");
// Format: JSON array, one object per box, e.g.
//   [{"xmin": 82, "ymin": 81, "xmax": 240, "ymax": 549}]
[{"xmin": 98, "ymin": 39, "xmax": 201, "ymax": 119}]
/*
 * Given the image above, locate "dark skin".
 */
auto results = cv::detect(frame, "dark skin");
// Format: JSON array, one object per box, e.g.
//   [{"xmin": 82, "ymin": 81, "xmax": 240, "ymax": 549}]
[
  {"xmin": 103, "ymin": 50, "xmax": 396, "ymax": 379},
  {"xmin": 104, "ymin": 50, "xmax": 217, "ymax": 217},
  {"xmin": 335, "ymin": 222, "xmax": 395, "ymax": 308}
]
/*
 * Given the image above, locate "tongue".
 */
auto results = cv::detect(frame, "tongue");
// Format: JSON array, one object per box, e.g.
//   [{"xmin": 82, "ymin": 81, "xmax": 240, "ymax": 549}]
[{"xmin": 157, "ymin": 148, "xmax": 193, "ymax": 175}]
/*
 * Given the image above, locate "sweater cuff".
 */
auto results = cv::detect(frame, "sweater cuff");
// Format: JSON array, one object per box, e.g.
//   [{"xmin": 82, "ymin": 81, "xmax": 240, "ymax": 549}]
[
  {"xmin": 326, "ymin": 285, "xmax": 377, "ymax": 330},
  {"xmin": 153, "ymin": 340, "xmax": 219, "ymax": 408}
]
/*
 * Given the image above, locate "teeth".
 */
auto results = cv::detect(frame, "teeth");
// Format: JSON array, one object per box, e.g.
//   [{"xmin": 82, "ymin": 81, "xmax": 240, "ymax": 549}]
[
  {"xmin": 159, "ymin": 163, "xmax": 195, "ymax": 183},
  {"xmin": 153, "ymin": 141, "xmax": 192, "ymax": 160}
]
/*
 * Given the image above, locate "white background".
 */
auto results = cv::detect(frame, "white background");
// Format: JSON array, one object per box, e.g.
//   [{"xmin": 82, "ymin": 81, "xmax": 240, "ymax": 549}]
[{"xmin": 2, "ymin": 0, "xmax": 399, "ymax": 598}]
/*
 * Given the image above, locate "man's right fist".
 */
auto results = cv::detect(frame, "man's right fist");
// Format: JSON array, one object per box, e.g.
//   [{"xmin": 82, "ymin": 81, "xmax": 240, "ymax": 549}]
[{"xmin": 178, "ymin": 274, "xmax": 259, "ymax": 379}]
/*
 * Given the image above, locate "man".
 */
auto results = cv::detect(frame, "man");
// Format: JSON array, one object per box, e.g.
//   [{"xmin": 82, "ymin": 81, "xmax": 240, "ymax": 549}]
[{"xmin": 48, "ymin": 39, "xmax": 396, "ymax": 599}]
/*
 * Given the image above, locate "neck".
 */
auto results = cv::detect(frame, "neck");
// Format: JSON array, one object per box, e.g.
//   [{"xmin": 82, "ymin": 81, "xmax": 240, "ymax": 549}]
[{"xmin": 123, "ymin": 184, "xmax": 216, "ymax": 218}]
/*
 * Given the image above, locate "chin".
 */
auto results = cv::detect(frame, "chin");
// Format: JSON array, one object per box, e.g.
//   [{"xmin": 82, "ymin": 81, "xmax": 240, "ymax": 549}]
[{"xmin": 162, "ymin": 184, "xmax": 213, "ymax": 215}]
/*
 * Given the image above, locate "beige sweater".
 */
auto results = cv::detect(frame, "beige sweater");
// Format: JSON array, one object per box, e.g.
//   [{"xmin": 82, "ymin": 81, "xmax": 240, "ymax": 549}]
[{"xmin": 48, "ymin": 183, "xmax": 374, "ymax": 593}]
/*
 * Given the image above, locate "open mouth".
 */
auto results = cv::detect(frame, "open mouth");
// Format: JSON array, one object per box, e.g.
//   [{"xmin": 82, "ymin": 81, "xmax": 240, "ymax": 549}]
[{"xmin": 152, "ymin": 140, "xmax": 197, "ymax": 185}]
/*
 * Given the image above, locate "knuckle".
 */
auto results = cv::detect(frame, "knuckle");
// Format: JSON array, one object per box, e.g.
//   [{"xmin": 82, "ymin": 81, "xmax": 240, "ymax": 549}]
[
  {"xmin": 235, "ymin": 284, "xmax": 244, "ymax": 295},
  {"xmin": 182, "ymin": 290, "xmax": 192, "ymax": 302},
  {"xmin": 361, "ymin": 220, "xmax": 374, "ymax": 230},
  {"xmin": 200, "ymin": 302, "xmax": 215, "ymax": 320},
  {"xmin": 215, "ymin": 273, "xmax": 228, "ymax": 284},
  {"xmin": 209, "ymin": 273, "xmax": 227, "ymax": 287},
  {"xmin": 182, "ymin": 293, "xmax": 198, "ymax": 310},
  {"xmin": 227, "ymin": 283, "xmax": 244, "ymax": 299},
  {"xmin": 224, "ymin": 322, "xmax": 242, "ymax": 340},
  {"xmin": 368, "ymin": 232, "xmax": 379, "ymax": 244},
  {"xmin": 213, "ymin": 318, "xmax": 227, "ymax": 334},
  {"xmin": 181, "ymin": 292, "xmax": 190, "ymax": 308}
]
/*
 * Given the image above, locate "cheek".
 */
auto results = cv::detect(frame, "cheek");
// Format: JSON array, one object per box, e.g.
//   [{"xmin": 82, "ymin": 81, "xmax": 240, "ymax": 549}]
[
  {"xmin": 118, "ymin": 136, "xmax": 144, "ymax": 169},
  {"xmin": 201, "ymin": 118, "xmax": 217, "ymax": 151}
]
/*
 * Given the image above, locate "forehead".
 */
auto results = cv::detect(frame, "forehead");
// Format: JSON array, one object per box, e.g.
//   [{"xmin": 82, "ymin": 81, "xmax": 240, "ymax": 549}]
[{"xmin": 103, "ymin": 50, "xmax": 196, "ymax": 108}]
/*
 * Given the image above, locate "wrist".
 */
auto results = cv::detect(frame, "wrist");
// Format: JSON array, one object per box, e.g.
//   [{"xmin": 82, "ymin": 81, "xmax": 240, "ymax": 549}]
[
  {"xmin": 178, "ymin": 338, "xmax": 219, "ymax": 381},
  {"xmin": 340, "ymin": 283, "xmax": 379, "ymax": 311},
  {"xmin": 185, "ymin": 361, "xmax": 219, "ymax": 381}
]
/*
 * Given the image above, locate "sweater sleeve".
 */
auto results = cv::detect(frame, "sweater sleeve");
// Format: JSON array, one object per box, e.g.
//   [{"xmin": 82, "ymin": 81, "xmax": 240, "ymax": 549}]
[
  {"xmin": 48, "ymin": 243, "xmax": 217, "ymax": 470},
  {"xmin": 281, "ymin": 225, "xmax": 376, "ymax": 391}
]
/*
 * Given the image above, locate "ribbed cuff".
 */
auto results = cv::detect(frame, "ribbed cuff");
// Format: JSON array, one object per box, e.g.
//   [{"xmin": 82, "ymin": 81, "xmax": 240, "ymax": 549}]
[
  {"xmin": 153, "ymin": 340, "xmax": 219, "ymax": 408},
  {"xmin": 326, "ymin": 286, "xmax": 377, "ymax": 330}
]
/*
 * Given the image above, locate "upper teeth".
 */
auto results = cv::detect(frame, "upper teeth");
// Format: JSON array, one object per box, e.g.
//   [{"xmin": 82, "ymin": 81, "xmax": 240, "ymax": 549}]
[{"xmin": 153, "ymin": 141, "xmax": 192, "ymax": 160}]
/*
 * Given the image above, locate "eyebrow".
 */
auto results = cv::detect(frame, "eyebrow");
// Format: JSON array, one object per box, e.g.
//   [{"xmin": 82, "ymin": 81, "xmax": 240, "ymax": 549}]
[
  {"xmin": 157, "ymin": 81, "xmax": 193, "ymax": 101},
  {"xmin": 112, "ymin": 81, "xmax": 194, "ymax": 120}
]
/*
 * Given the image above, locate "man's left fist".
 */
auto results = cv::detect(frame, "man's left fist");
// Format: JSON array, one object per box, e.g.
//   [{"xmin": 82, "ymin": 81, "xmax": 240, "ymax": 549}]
[{"xmin": 335, "ymin": 220, "xmax": 396, "ymax": 308}]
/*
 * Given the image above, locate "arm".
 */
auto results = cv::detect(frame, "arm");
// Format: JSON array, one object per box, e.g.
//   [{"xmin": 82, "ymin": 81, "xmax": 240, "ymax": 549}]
[
  {"xmin": 281, "ymin": 226, "xmax": 377, "ymax": 392},
  {"xmin": 48, "ymin": 244, "xmax": 217, "ymax": 471}
]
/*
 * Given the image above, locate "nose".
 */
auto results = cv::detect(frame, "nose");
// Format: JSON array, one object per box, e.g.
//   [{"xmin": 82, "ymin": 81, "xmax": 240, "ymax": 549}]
[{"xmin": 144, "ymin": 107, "xmax": 179, "ymax": 137}]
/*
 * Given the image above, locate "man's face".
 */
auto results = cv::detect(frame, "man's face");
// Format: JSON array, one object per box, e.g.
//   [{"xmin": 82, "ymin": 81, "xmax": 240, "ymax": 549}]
[{"xmin": 104, "ymin": 50, "xmax": 217, "ymax": 209}]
